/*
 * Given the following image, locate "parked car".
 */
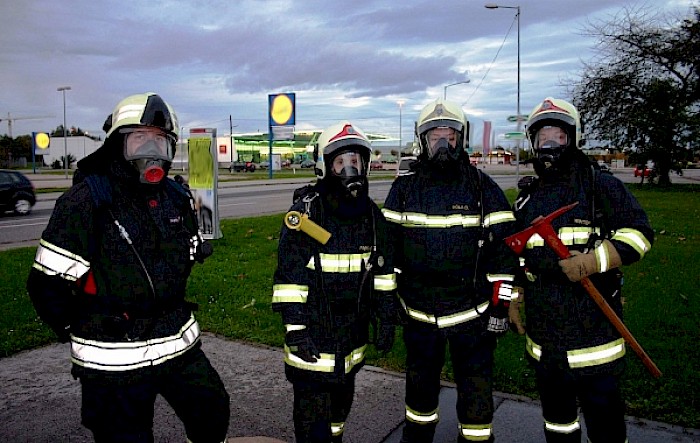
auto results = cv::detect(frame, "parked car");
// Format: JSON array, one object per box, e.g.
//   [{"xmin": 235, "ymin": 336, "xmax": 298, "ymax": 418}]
[
  {"xmin": 633, "ymin": 164, "xmax": 653, "ymax": 177},
  {"xmin": 369, "ymin": 160, "xmax": 383, "ymax": 171},
  {"xmin": 229, "ymin": 161, "xmax": 256, "ymax": 173},
  {"xmin": 258, "ymin": 161, "xmax": 270, "ymax": 170},
  {"xmin": 0, "ymin": 169, "xmax": 36, "ymax": 216},
  {"xmin": 599, "ymin": 163, "xmax": 612, "ymax": 174},
  {"xmin": 396, "ymin": 156, "xmax": 417, "ymax": 177},
  {"xmin": 300, "ymin": 159, "xmax": 316, "ymax": 168}
]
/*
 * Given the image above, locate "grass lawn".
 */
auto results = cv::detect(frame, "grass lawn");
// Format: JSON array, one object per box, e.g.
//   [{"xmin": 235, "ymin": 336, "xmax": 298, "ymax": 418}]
[{"xmin": 2, "ymin": 184, "xmax": 698, "ymax": 428}]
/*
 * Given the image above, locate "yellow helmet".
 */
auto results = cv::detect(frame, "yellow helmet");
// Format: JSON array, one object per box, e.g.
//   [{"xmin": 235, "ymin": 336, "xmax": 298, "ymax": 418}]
[
  {"xmin": 526, "ymin": 97, "xmax": 584, "ymax": 151},
  {"xmin": 415, "ymin": 99, "xmax": 469, "ymax": 163},
  {"xmin": 102, "ymin": 92, "xmax": 179, "ymax": 142},
  {"xmin": 102, "ymin": 93, "xmax": 179, "ymax": 184}
]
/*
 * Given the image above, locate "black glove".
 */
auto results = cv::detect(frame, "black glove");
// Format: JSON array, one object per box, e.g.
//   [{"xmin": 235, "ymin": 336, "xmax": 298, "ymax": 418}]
[
  {"xmin": 51, "ymin": 324, "xmax": 71, "ymax": 343},
  {"xmin": 375, "ymin": 324, "xmax": 395, "ymax": 353},
  {"xmin": 195, "ymin": 241, "xmax": 213, "ymax": 263},
  {"xmin": 285, "ymin": 329, "xmax": 320, "ymax": 363}
]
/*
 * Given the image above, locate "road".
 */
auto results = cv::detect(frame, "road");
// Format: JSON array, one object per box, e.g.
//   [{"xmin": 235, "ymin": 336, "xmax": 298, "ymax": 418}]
[{"xmin": 1, "ymin": 167, "xmax": 696, "ymax": 251}]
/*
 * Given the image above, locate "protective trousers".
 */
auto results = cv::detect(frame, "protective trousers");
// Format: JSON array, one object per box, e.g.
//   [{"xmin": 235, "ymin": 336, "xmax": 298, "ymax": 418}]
[
  {"xmin": 535, "ymin": 365, "xmax": 627, "ymax": 443},
  {"xmin": 292, "ymin": 378, "xmax": 355, "ymax": 443},
  {"xmin": 401, "ymin": 324, "xmax": 495, "ymax": 443},
  {"xmin": 78, "ymin": 348, "xmax": 230, "ymax": 443}
]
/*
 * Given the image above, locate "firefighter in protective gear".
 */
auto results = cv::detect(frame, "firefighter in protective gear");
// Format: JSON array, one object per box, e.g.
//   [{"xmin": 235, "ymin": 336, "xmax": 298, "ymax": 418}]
[
  {"xmin": 272, "ymin": 121, "xmax": 399, "ymax": 443},
  {"xmin": 382, "ymin": 99, "xmax": 518, "ymax": 443},
  {"xmin": 513, "ymin": 97, "xmax": 653, "ymax": 443},
  {"xmin": 27, "ymin": 93, "xmax": 230, "ymax": 443}
]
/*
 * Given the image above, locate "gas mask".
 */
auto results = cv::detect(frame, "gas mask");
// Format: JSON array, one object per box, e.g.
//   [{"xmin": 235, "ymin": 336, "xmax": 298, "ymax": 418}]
[
  {"xmin": 535, "ymin": 140, "xmax": 566, "ymax": 169},
  {"xmin": 430, "ymin": 138, "xmax": 458, "ymax": 164},
  {"xmin": 328, "ymin": 150, "xmax": 367, "ymax": 199},
  {"xmin": 121, "ymin": 127, "xmax": 175, "ymax": 184},
  {"xmin": 531, "ymin": 125, "xmax": 570, "ymax": 176},
  {"xmin": 425, "ymin": 127, "xmax": 461, "ymax": 166}
]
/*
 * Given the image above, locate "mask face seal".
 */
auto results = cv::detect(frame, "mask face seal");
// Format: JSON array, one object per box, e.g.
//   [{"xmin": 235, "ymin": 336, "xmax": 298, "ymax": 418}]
[{"xmin": 121, "ymin": 127, "xmax": 175, "ymax": 184}]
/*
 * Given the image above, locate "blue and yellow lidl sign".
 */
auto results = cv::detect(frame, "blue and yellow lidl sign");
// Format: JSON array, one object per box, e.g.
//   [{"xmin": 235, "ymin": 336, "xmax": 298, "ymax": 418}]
[
  {"xmin": 269, "ymin": 93, "xmax": 295, "ymax": 126},
  {"xmin": 32, "ymin": 132, "xmax": 50, "ymax": 154}
]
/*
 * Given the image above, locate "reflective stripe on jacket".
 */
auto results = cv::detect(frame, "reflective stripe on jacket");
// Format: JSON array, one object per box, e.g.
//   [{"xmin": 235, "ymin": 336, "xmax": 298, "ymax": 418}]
[{"xmin": 71, "ymin": 315, "xmax": 201, "ymax": 371}]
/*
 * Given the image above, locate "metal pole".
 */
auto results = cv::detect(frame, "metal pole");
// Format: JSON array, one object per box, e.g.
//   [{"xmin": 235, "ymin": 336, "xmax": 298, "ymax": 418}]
[
  {"xmin": 230, "ymin": 115, "xmax": 234, "ymax": 167},
  {"xmin": 397, "ymin": 100, "xmax": 405, "ymax": 155},
  {"xmin": 485, "ymin": 4, "xmax": 521, "ymax": 183},
  {"xmin": 443, "ymin": 80, "xmax": 471, "ymax": 100},
  {"xmin": 515, "ymin": 6, "xmax": 521, "ymax": 184},
  {"xmin": 57, "ymin": 86, "xmax": 71, "ymax": 179}
]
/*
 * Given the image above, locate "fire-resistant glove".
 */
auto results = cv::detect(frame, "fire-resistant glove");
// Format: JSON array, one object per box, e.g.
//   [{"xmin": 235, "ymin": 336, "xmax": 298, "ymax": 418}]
[
  {"xmin": 559, "ymin": 239, "xmax": 622, "ymax": 282},
  {"xmin": 508, "ymin": 287, "xmax": 526, "ymax": 335},
  {"xmin": 375, "ymin": 324, "xmax": 395, "ymax": 353},
  {"xmin": 285, "ymin": 329, "xmax": 320, "ymax": 363},
  {"xmin": 487, "ymin": 281, "xmax": 514, "ymax": 335}
]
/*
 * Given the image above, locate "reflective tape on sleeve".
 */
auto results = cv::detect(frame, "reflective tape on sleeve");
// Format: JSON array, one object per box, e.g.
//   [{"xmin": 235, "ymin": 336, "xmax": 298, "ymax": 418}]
[{"xmin": 32, "ymin": 239, "xmax": 90, "ymax": 281}]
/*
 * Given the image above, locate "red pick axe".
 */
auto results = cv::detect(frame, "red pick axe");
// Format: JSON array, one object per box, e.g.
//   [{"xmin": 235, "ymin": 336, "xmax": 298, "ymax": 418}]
[{"xmin": 505, "ymin": 201, "xmax": 662, "ymax": 378}]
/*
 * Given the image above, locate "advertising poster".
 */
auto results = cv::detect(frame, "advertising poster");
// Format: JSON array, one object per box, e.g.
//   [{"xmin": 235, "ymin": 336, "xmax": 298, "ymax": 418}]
[{"xmin": 188, "ymin": 128, "xmax": 222, "ymax": 239}]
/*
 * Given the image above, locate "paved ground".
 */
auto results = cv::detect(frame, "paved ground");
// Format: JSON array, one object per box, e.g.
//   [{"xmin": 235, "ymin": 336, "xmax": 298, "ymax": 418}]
[{"xmin": 2, "ymin": 334, "xmax": 698, "ymax": 442}]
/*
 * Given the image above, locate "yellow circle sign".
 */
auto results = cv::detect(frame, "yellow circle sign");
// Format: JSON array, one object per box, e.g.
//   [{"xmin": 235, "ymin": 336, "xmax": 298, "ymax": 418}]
[
  {"xmin": 35, "ymin": 132, "xmax": 50, "ymax": 149},
  {"xmin": 271, "ymin": 94, "xmax": 293, "ymax": 125}
]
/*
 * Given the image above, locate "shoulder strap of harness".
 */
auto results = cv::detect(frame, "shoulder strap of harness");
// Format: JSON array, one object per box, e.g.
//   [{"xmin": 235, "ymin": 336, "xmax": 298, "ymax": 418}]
[{"xmin": 83, "ymin": 174, "xmax": 113, "ymax": 208}]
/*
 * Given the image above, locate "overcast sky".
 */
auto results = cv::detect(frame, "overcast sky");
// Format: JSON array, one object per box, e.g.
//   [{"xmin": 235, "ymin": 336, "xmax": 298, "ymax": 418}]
[{"xmin": 1, "ymin": 0, "xmax": 696, "ymax": 148}]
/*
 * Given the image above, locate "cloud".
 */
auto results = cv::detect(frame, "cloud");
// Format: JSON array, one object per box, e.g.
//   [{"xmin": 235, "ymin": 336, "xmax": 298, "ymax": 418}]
[{"xmin": 0, "ymin": 0, "xmax": 696, "ymax": 143}]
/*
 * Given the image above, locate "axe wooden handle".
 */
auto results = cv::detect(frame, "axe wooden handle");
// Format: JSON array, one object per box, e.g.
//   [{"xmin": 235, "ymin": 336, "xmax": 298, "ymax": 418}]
[
  {"xmin": 539, "ymin": 225, "xmax": 662, "ymax": 378},
  {"xmin": 579, "ymin": 277, "xmax": 661, "ymax": 377}
]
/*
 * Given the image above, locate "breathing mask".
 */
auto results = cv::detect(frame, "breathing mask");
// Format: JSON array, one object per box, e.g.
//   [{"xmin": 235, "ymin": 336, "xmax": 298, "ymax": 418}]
[
  {"xmin": 121, "ymin": 127, "xmax": 175, "ymax": 184},
  {"xmin": 329, "ymin": 150, "xmax": 367, "ymax": 198}
]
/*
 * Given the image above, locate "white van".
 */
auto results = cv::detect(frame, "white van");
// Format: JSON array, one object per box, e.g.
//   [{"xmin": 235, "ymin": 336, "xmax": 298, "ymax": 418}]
[{"xmin": 396, "ymin": 156, "xmax": 417, "ymax": 178}]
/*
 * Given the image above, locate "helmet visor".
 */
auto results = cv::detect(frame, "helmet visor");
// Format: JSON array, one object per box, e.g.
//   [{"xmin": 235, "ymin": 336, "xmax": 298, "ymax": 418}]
[
  {"xmin": 533, "ymin": 126, "xmax": 569, "ymax": 150},
  {"xmin": 329, "ymin": 151, "xmax": 365, "ymax": 177},
  {"xmin": 121, "ymin": 127, "xmax": 175, "ymax": 161}
]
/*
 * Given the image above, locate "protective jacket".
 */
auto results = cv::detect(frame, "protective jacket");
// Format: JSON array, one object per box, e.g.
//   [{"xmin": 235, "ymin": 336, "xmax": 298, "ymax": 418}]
[
  {"xmin": 382, "ymin": 161, "xmax": 518, "ymax": 332},
  {"xmin": 513, "ymin": 166, "xmax": 653, "ymax": 374},
  {"xmin": 272, "ymin": 185, "xmax": 397, "ymax": 384},
  {"xmin": 27, "ymin": 163, "xmax": 208, "ymax": 378}
]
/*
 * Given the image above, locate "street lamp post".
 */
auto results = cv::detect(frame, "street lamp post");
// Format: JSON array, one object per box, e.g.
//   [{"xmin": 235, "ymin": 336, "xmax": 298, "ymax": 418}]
[
  {"xmin": 57, "ymin": 86, "xmax": 71, "ymax": 179},
  {"xmin": 443, "ymin": 80, "xmax": 471, "ymax": 100},
  {"xmin": 397, "ymin": 100, "xmax": 405, "ymax": 155},
  {"xmin": 485, "ymin": 3, "xmax": 521, "ymax": 183}
]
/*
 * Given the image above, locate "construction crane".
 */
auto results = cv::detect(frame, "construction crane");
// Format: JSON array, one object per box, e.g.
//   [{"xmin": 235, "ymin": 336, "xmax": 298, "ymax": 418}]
[{"xmin": 0, "ymin": 113, "xmax": 55, "ymax": 138}]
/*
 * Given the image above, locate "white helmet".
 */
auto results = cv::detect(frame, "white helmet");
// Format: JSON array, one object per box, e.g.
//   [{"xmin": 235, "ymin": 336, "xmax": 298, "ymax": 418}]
[
  {"xmin": 416, "ymin": 99, "xmax": 469, "ymax": 163},
  {"xmin": 314, "ymin": 121, "xmax": 372, "ymax": 198}
]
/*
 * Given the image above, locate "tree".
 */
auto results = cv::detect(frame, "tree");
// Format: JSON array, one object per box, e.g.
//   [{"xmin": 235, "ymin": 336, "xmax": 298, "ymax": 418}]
[{"xmin": 570, "ymin": 6, "xmax": 699, "ymax": 186}]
